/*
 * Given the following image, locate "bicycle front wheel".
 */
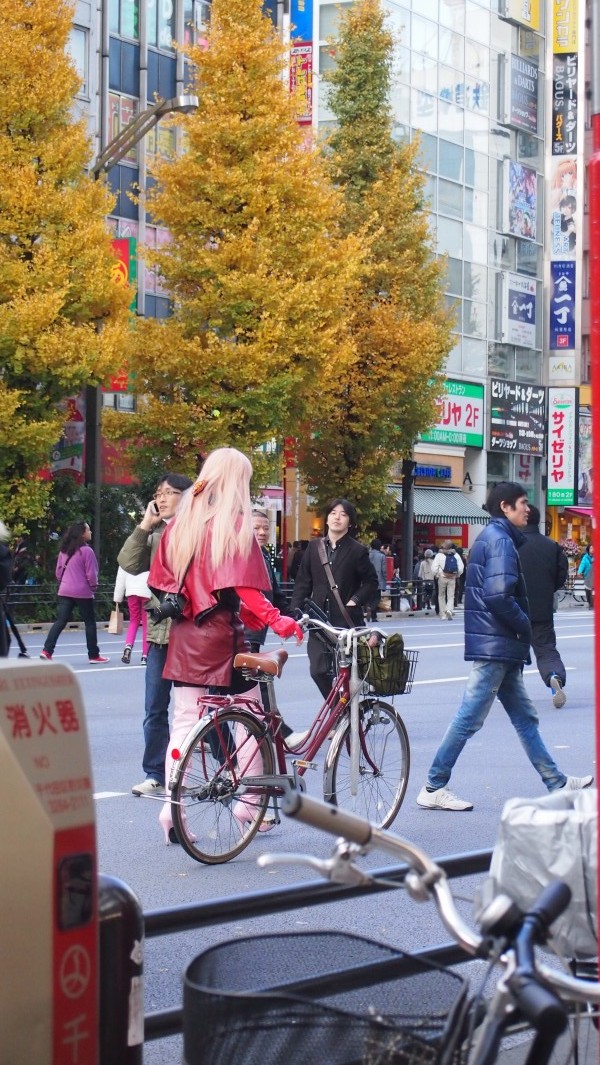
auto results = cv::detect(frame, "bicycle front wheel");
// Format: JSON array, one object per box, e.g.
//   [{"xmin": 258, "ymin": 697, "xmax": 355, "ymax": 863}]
[
  {"xmin": 171, "ymin": 708, "xmax": 275, "ymax": 865},
  {"xmin": 323, "ymin": 699, "xmax": 410, "ymax": 829}
]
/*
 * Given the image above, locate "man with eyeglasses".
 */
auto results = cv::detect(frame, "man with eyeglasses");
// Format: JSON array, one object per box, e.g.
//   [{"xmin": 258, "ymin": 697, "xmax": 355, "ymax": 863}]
[{"xmin": 117, "ymin": 472, "xmax": 193, "ymax": 795}]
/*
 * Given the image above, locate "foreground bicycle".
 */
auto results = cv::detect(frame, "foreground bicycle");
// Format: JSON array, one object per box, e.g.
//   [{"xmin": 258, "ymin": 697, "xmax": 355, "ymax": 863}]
[
  {"xmin": 168, "ymin": 615, "xmax": 418, "ymax": 864},
  {"xmin": 212, "ymin": 792, "xmax": 600, "ymax": 1065}
]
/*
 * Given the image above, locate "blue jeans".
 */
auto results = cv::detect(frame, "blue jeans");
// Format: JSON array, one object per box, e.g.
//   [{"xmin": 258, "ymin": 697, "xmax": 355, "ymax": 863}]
[
  {"xmin": 428, "ymin": 659, "xmax": 567, "ymax": 792},
  {"xmin": 142, "ymin": 642, "xmax": 172, "ymax": 785},
  {"xmin": 44, "ymin": 596, "xmax": 99, "ymax": 658}
]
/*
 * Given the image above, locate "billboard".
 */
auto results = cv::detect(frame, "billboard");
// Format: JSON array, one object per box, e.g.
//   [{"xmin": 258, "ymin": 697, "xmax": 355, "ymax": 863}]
[
  {"xmin": 419, "ymin": 380, "xmax": 485, "ymax": 448},
  {"xmin": 503, "ymin": 160, "xmax": 537, "ymax": 240},
  {"xmin": 502, "ymin": 0, "xmax": 540, "ymax": 31},
  {"xmin": 549, "ymin": 261, "xmax": 576, "ymax": 349},
  {"xmin": 506, "ymin": 54, "xmax": 538, "ymax": 133},
  {"xmin": 489, "ymin": 378, "xmax": 546, "ymax": 454},
  {"xmin": 501, "ymin": 272, "xmax": 537, "ymax": 347},
  {"xmin": 553, "ymin": 0, "xmax": 578, "ymax": 53},
  {"xmin": 547, "ymin": 387, "xmax": 578, "ymax": 506},
  {"xmin": 552, "ymin": 53, "xmax": 578, "ymax": 156},
  {"xmin": 578, "ymin": 410, "xmax": 592, "ymax": 505},
  {"xmin": 550, "ymin": 158, "xmax": 577, "ymax": 258}
]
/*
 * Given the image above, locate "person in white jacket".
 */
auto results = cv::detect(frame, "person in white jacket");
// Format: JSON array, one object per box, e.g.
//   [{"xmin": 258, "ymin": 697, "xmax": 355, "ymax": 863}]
[
  {"xmin": 113, "ymin": 566, "xmax": 151, "ymax": 663},
  {"xmin": 432, "ymin": 541, "xmax": 464, "ymax": 620}
]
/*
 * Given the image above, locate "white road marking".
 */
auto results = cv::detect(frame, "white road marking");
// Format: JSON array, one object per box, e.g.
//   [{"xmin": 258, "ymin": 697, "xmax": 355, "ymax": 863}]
[{"xmin": 94, "ymin": 791, "xmax": 128, "ymax": 799}]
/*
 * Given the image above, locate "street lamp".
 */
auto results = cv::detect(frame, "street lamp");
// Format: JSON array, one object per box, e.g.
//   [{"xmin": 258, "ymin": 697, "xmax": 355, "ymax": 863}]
[{"xmin": 85, "ymin": 94, "xmax": 199, "ymax": 558}]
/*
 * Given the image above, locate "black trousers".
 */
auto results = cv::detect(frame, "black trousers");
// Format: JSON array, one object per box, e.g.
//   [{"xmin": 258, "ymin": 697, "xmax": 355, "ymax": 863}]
[
  {"xmin": 307, "ymin": 632, "xmax": 336, "ymax": 699},
  {"xmin": 531, "ymin": 620, "xmax": 566, "ymax": 687}
]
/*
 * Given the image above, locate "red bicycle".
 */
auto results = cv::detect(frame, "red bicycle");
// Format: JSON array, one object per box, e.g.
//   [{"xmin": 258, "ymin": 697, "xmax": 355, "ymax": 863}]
[{"xmin": 168, "ymin": 615, "xmax": 418, "ymax": 864}]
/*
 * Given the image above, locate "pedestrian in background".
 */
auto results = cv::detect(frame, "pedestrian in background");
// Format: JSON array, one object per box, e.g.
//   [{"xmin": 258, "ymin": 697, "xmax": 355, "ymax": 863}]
[
  {"xmin": 518, "ymin": 504, "xmax": 568, "ymax": 708},
  {"xmin": 118, "ymin": 471, "xmax": 193, "ymax": 796},
  {"xmin": 40, "ymin": 521, "xmax": 108, "ymax": 663},
  {"xmin": 113, "ymin": 565, "xmax": 151, "ymax": 665},
  {"xmin": 0, "ymin": 520, "xmax": 12, "ymax": 656},
  {"xmin": 432, "ymin": 540, "xmax": 464, "ymax": 620},
  {"xmin": 290, "ymin": 499, "xmax": 378, "ymax": 698},
  {"xmin": 418, "ymin": 549, "xmax": 435, "ymax": 614},
  {"xmin": 417, "ymin": 482, "xmax": 592, "ymax": 812},
  {"xmin": 578, "ymin": 544, "xmax": 594, "ymax": 609},
  {"xmin": 368, "ymin": 538, "xmax": 387, "ymax": 621}
]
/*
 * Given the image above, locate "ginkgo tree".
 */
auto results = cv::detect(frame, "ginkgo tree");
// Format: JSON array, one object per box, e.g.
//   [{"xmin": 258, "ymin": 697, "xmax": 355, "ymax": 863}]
[
  {"xmin": 298, "ymin": 0, "xmax": 453, "ymax": 525},
  {"xmin": 0, "ymin": 0, "xmax": 132, "ymax": 529},
  {"xmin": 104, "ymin": 0, "xmax": 364, "ymax": 484}
]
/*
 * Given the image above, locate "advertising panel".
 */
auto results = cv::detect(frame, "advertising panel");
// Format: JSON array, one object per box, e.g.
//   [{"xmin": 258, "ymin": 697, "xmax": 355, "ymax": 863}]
[
  {"xmin": 553, "ymin": 0, "xmax": 578, "ymax": 53},
  {"xmin": 578, "ymin": 410, "xmax": 592, "ymax": 505},
  {"xmin": 419, "ymin": 380, "xmax": 485, "ymax": 448},
  {"xmin": 507, "ymin": 54, "xmax": 538, "ymax": 133},
  {"xmin": 552, "ymin": 53, "xmax": 578, "ymax": 155},
  {"xmin": 501, "ymin": 271, "xmax": 537, "ymax": 347},
  {"xmin": 549, "ymin": 261, "xmax": 576, "ymax": 349},
  {"xmin": 550, "ymin": 158, "xmax": 577, "ymax": 257},
  {"xmin": 503, "ymin": 0, "xmax": 540, "ymax": 31},
  {"xmin": 503, "ymin": 160, "xmax": 537, "ymax": 240},
  {"xmin": 490, "ymin": 378, "xmax": 546, "ymax": 454},
  {"xmin": 290, "ymin": 0, "xmax": 313, "ymax": 40},
  {"xmin": 290, "ymin": 43, "xmax": 313, "ymax": 126},
  {"xmin": 547, "ymin": 387, "xmax": 578, "ymax": 505}
]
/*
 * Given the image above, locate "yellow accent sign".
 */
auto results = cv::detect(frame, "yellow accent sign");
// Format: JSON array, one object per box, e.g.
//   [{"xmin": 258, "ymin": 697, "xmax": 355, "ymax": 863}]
[
  {"xmin": 553, "ymin": 0, "xmax": 578, "ymax": 52},
  {"xmin": 505, "ymin": 0, "xmax": 540, "ymax": 32}
]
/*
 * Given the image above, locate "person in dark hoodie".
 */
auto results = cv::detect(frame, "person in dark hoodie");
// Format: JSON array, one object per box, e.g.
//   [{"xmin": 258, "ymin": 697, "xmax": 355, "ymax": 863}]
[
  {"xmin": 416, "ymin": 482, "xmax": 592, "ymax": 811},
  {"xmin": 518, "ymin": 504, "xmax": 568, "ymax": 708}
]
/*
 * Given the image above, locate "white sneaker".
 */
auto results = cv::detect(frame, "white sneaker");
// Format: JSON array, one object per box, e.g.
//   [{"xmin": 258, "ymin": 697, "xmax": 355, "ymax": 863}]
[
  {"xmin": 550, "ymin": 675, "xmax": 567, "ymax": 709},
  {"xmin": 416, "ymin": 785, "xmax": 473, "ymax": 811},
  {"xmin": 561, "ymin": 775, "xmax": 593, "ymax": 791},
  {"xmin": 131, "ymin": 778, "xmax": 165, "ymax": 796},
  {"xmin": 285, "ymin": 730, "xmax": 309, "ymax": 748}
]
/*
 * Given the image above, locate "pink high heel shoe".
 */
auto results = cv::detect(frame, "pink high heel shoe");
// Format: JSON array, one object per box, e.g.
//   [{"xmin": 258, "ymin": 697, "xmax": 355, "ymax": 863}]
[
  {"xmin": 158, "ymin": 801, "xmax": 198, "ymax": 845},
  {"xmin": 233, "ymin": 801, "xmax": 276, "ymax": 833}
]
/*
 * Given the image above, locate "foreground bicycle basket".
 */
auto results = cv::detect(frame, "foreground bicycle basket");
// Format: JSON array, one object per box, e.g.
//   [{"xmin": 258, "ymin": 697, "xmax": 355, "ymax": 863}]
[
  {"xmin": 183, "ymin": 930, "xmax": 468, "ymax": 1065},
  {"xmin": 356, "ymin": 637, "xmax": 418, "ymax": 696}
]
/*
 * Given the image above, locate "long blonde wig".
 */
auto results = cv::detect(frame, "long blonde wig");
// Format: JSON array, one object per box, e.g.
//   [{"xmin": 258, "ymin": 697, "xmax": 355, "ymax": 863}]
[{"xmin": 166, "ymin": 448, "xmax": 254, "ymax": 582}]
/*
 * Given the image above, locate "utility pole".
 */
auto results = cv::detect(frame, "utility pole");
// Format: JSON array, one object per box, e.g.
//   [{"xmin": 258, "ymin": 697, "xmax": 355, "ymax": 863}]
[{"xmin": 400, "ymin": 458, "xmax": 416, "ymax": 581}]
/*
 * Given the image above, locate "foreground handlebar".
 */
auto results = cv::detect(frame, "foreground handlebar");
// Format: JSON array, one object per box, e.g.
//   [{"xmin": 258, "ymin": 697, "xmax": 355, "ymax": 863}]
[{"xmin": 282, "ymin": 791, "xmax": 373, "ymax": 847}]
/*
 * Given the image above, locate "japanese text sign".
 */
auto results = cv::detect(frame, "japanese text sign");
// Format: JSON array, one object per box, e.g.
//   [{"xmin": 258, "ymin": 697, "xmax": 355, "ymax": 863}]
[
  {"xmin": 549, "ymin": 261, "xmax": 576, "ymax": 349},
  {"xmin": 547, "ymin": 388, "xmax": 578, "ymax": 505},
  {"xmin": 490, "ymin": 378, "xmax": 546, "ymax": 454},
  {"xmin": 420, "ymin": 380, "xmax": 484, "ymax": 448}
]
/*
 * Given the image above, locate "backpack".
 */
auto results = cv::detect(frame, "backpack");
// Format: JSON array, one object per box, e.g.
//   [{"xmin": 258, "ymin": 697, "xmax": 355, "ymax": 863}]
[{"xmin": 443, "ymin": 552, "xmax": 458, "ymax": 575}]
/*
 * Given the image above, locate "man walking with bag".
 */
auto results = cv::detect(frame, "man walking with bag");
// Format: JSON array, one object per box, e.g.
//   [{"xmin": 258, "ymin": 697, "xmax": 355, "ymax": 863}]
[
  {"xmin": 290, "ymin": 499, "xmax": 378, "ymax": 697},
  {"xmin": 432, "ymin": 540, "xmax": 464, "ymax": 620}
]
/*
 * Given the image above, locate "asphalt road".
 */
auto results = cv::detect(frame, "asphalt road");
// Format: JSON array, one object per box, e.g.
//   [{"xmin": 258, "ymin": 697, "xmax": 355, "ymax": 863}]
[{"xmin": 11, "ymin": 603, "xmax": 596, "ymax": 1063}]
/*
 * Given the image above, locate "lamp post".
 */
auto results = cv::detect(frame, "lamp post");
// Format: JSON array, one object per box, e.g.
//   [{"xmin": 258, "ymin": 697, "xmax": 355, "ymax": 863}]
[{"xmin": 85, "ymin": 94, "xmax": 198, "ymax": 559}]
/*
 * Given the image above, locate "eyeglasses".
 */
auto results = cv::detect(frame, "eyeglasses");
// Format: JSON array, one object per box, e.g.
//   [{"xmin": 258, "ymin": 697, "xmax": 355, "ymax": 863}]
[{"xmin": 154, "ymin": 489, "xmax": 182, "ymax": 501}]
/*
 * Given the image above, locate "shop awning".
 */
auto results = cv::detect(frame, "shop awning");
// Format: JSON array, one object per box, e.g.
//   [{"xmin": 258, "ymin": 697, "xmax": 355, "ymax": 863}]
[
  {"xmin": 387, "ymin": 485, "xmax": 490, "ymax": 525},
  {"xmin": 564, "ymin": 506, "xmax": 593, "ymax": 517}
]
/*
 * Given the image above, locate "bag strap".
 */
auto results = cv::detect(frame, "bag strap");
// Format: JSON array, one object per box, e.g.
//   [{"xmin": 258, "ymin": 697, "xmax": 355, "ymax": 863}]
[{"xmin": 317, "ymin": 538, "xmax": 354, "ymax": 627}]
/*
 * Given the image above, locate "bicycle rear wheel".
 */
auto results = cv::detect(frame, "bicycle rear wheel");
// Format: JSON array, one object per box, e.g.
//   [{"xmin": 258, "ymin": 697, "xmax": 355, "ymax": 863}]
[
  {"xmin": 171, "ymin": 708, "xmax": 275, "ymax": 865},
  {"xmin": 323, "ymin": 699, "xmax": 409, "ymax": 829}
]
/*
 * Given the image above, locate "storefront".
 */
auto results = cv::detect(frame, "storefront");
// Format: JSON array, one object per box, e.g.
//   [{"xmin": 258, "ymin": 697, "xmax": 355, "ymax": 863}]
[{"xmin": 386, "ymin": 485, "xmax": 490, "ymax": 553}]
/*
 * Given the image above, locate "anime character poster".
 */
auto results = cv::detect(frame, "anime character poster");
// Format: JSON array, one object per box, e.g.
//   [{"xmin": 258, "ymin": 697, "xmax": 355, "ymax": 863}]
[
  {"xmin": 504, "ymin": 161, "xmax": 537, "ymax": 240},
  {"xmin": 550, "ymin": 157, "xmax": 577, "ymax": 257}
]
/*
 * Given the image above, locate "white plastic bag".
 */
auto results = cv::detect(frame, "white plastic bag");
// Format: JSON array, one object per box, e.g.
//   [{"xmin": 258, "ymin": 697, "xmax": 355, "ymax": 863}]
[{"xmin": 488, "ymin": 788, "xmax": 597, "ymax": 958}]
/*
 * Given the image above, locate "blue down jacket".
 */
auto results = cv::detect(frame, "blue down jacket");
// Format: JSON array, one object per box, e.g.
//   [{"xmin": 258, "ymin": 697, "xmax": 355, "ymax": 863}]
[{"xmin": 464, "ymin": 517, "xmax": 531, "ymax": 663}]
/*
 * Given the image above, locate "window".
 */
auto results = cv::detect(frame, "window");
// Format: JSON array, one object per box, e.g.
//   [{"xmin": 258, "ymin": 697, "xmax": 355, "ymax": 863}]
[
  {"xmin": 107, "ymin": 165, "xmax": 139, "ymax": 220},
  {"xmin": 488, "ymin": 343, "xmax": 514, "ymax": 378},
  {"xmin": 438, "ymin": 139, "xmax": 463, "ymax": 180},
  {"xmin": 147, "ymin": 50, "xmax": 177, "ymax": 102},
  {"xmin": 515, "ymin": 349, "xmax": 540, "ymax": 382},
  {"xmin": 438, "ymin": 178, "xmax": 463, "ymax": 217},
  {"xmin": 445, "ymin": 256, "xmax": 463, "ymax": 294},
  {"xmin": 108, "ymin": 94, "xmax": 139, "ymax": 165},
  {"xmin": 109, "ymin": 38, "xmax": 140, "ymax": 96},
  {"xmin": 67, "ymin": 26, "xmax": 88, "ymax": 97},
  {"xmin": 109, "ymin": 0, "xmax": 139, "ymax": 40},
  {"xmin": 148, "ymin": 0, "xmax": 176, "ymax": 50}
]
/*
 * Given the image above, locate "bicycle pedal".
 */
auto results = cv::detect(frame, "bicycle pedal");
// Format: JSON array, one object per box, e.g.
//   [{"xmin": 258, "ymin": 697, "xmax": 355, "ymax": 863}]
[{"xmin": 292, "ymin": 759, "xmax": 318, "ymax": 771}]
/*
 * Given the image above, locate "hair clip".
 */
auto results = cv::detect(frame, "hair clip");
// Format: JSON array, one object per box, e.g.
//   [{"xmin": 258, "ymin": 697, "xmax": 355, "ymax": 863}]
[{"xmin": 192, "ymin": 479, "xmax": 207, "ymax": 497}]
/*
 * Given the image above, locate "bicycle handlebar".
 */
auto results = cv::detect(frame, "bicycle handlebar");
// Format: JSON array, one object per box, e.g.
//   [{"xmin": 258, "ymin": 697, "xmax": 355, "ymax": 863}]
[
  {"xmin": 298, "ymin": 613, "xmax": 387, "ymax": 644},
  {"xmin": 279, "ymin": 791, "xmax": 600, "ymax": 1009}
]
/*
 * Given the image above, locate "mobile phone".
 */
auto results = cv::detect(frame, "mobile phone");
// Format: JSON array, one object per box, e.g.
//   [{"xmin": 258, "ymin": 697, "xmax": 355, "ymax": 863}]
[{"xmin": 151, "ymin": 501, "xmax": 160, "ymax": 516}]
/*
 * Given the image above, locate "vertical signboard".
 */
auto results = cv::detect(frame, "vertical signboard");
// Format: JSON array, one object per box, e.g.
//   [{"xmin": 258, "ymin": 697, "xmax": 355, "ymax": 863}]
[
  {"xmin": 503, "ymin": 160, "xmax": 537, "ymax": 239},
  {"xmin": 552, "ymin": 53, "xmax": 578, "ymax": 155},
  {"xmin": 506, "ymin": 54, "xmax": 539, "ymax": 133},
  {"xmin": 289, "ymin": 0, "xmax": 313, "ymax": 126},
  {"xmin": 549, "ymin": 261, "xmax": 576, "ymax": 349},
  {"xmin": 547, "ymin": 387, "xmax": 578, "ymax": 505},
  {"xmin": 489, "ymin": 378, "xmax": 546, "ymax": 454},
  {"xmin": 501, "ymin": 272, "xmax": 537, "ymax": 346}
]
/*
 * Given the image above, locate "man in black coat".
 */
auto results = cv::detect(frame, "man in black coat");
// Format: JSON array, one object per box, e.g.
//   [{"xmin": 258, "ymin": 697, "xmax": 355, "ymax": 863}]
[
  {"xmin": 290, "ymin": 498, "xmax": 379, "ymax": 697},
  {"xmin": 518, "ymin": 504, "xmax": 569, "ymax": 708}
]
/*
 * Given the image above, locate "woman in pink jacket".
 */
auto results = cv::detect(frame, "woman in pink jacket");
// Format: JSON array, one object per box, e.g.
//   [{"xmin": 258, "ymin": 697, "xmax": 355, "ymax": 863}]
[{"xmin": 40, "ymin": 522, "xmax": 108, "ymax": 663}]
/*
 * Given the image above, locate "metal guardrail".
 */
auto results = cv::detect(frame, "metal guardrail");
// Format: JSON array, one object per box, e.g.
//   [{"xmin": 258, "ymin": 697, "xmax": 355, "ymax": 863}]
[{"xmin": 99, "ymin": 847, "xmax": 493, "ymax": 1059}]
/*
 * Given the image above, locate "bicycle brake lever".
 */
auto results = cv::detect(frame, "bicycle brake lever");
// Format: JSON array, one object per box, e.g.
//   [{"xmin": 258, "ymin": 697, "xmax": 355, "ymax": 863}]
[{"xmin": 258, "ymin": 841, "xmax": 373, "ymax": 887}]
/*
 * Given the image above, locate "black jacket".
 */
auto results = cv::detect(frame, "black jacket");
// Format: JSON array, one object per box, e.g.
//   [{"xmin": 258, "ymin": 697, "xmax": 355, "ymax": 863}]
[
  {"xmin": 290, "ymin": 536, "xmax": 378, "ymax": 626},
  {"xmin": 518, "ymin": 526, "xmax": 568, "ymax": 623}
]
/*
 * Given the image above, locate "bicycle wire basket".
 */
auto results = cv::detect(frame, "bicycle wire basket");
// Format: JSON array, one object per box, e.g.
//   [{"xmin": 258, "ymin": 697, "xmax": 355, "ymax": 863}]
[
  {"xmin": 183, "ymin": 930, "xmax": 469, "ymax": 1065},
  {"xmin": 356, "ymin": 637, "xmax": 419, "ymax": 697}
]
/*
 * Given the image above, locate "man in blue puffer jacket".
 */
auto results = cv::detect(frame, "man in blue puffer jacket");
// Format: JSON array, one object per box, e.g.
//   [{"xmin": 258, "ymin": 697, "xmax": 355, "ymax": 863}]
[{"xmin": 417, "ymin": 481, "xmax": 593, "ymax": 811}]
